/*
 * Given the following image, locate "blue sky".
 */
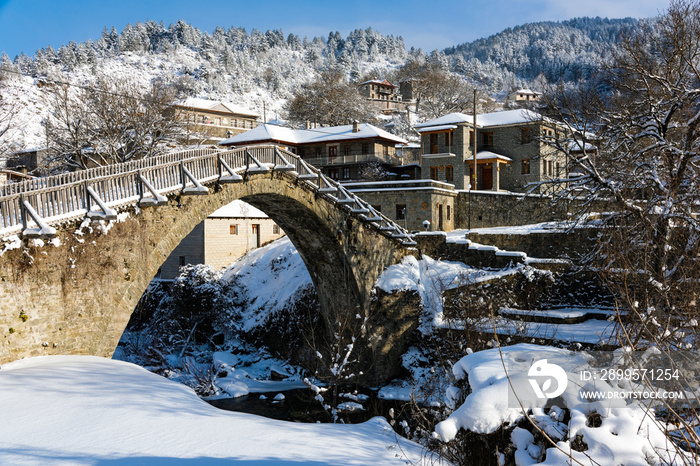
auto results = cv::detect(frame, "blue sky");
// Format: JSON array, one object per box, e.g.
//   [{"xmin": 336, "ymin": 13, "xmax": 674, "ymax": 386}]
[{"xmin": 0, "ymin": 0, "xmax": 670, "ymax": 59}]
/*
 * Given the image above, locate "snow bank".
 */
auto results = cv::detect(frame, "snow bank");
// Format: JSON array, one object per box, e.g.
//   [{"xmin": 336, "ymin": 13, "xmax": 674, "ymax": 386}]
[
  {"xmin": 435, "ymin": 344, "xmax": 684, "ymax": 465},
  {"xmin": 0, "ymin": 355, "xmax": 438, "ymax": 465}
]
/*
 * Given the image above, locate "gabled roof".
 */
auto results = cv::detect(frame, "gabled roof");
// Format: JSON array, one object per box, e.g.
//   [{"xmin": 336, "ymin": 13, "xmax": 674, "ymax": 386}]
[
  {"xmin": 208, "ymin": 200, "xmax": 268, "ymax": 218},
  {"xmin": 359, "ymin": 79, "xmax": 397, "ymax": 88},
  {"xmin": 219, "ymin": 123, "xmax": 407, "ymax": 146},
  {"xmin": 508, "ymin": 88, "xmax": 541, "ymax": 96},
  {"xmin": 175, "ymin": 97, "xmax": 259, "ymax": 118},
  {"xmin": 414, "ymin": 109, "xmax": 545, "ymax": 130}
]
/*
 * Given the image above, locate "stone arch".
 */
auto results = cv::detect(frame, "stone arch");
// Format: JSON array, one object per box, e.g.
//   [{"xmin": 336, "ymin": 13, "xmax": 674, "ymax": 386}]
[{"xmin": 0, "ymin": 170, "xmax": 408, "ymax": 365}]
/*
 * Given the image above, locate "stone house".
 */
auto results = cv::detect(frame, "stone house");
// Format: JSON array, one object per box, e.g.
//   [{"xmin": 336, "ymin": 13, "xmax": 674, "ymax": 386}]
[
  {"xmin": 358, "ymin": 79, "xmax": 407, "ymax": 114},
  {"xmin": 344, "ymin": 179, "xmax": 457, "ymax": 232},
  {"xmin": 414, "ymin": 109, "xmax": 567, "ymax": 193},
  {"xmin": 506, "ymin": 89, "xmax": 541, "ymax": 104},
  {"xmin": 6, "ymin": 148, "xmax": 51, "ymax": 175},
  {"xmin": 174, "ymin": 97, "xmax": 259, "ymax": 144},
  {"xmin": 219, "ymin": 122, "xmax": 408, "ymax": 182},
  {"xmin": 158, "ymin": 200, "xmax": 284, "ymax": 279}
]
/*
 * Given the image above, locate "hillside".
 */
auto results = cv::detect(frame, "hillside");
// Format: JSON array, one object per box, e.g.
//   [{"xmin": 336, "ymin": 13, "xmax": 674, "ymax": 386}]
[{"xmin": 0, "ymin": 16, "xmax": 642, "ymax": 154}]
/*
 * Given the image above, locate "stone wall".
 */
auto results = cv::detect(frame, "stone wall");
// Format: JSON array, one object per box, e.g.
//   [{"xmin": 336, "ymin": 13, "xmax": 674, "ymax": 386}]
[
  {"xmin": 466, "ymin": 228, "xmax": 599, "ymax": 261},
  {"xmin": 455, "ymin": 191, "xmax": 571, "ymax": 229}
]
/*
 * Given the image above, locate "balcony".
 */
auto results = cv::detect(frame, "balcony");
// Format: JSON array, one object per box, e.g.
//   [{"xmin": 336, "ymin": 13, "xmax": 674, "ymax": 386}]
[{"xmin": 304, "ymin": 153, "xmax": 403, "ymax": 167}]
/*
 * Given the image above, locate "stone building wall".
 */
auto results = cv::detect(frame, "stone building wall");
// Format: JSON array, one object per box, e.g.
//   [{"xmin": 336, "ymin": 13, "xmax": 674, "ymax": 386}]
[
  {"xmin": 345, "ymin": 180, "xmax": 457, "ymax": 232},
  {"xmin": 454, "ymin": 191, "xmax": 570, "ymax": 229},
  {"xmin": 204, "ymin": 217, "xmax": 283, "ymax": 271}
]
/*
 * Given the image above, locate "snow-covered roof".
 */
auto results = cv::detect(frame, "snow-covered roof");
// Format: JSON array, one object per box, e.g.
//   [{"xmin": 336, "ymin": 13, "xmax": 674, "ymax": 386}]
[
  {"xmin": 474, "ymin": 151, "xmax": 512, "ymax": 163},
  {"xmin": 415, "ymin": 124, "xmax": 459, "ymax": 133},
  {"xmin": 219, "ymin": 123, "xmax": 407, "ymax": 146},
  {"xmin": 569, "ymin": 140, "xmax": 597, "ymax": 151},
  {"xmin": 414, "ymin": 109, "xmax": 545, "ymax": 130},
  {"xmin": 359, "ymin": 79, "xmax": 397, "ymax": 88},
  {"xmin": 175, "ymin": 97, "xmax": 259, "ymax": 118},
  {"xmin": 508, "ymin": 88, "xmax": 541, "ymax": 96},
  {"xmin": 209, "ymin": 200, "xmax": 268, "ymax": 218}
]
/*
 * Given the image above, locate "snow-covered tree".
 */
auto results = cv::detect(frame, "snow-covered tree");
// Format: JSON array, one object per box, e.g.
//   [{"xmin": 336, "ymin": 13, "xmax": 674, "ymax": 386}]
[{"xmin": 285, "ymin": 68, "xmax": 375, "ymax": 127}]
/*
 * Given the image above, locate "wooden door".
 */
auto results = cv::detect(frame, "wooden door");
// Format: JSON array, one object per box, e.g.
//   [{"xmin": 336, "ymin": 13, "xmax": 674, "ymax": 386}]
[
  {"xmin": 251, "ymin": 224, "xmax": 260, "ymax": 248},
  {"xmin": 482, "ymin": 166, "xmax": 493, "ymax": 190}
]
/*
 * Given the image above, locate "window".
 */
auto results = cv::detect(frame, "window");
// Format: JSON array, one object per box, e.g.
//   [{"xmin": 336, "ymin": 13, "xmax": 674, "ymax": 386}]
[
  {"xmin": 548, "ymin": 160, "xmax": 553, "ymax": 176},
  {"xmin": 273, "ymin": 224, "xmax": 280, "ymax": 235},
  {"xmin": 469, "ymin": 130, "xmax": 475, "ymax": 146},
  {"xmin": 555, "ymin": 162, "xmax": 560, "ymax": 177},
  {"xmin": 521, "ymin": 127, "xmax": 531, "ymax": 144},
  {"xmin": 230, "ymin": 224, "xmax": 238, "ymax": 235},
  {"xmin": 328, "ymin": 145, "xmax": 338, "ymax": 161},
  {"xmin": 383, "ymin": 145, "xmax": 389, "ymax": 156},
  {"xmin": 521, "ymin": 158, "xmax": 531, "ymax": 175},
  {"xmin": 445, "ymin": 165, "xmax": 454, "ymax": 182},
  {"xmin": 361, "ymin": 143, "xmax": 369, "ymax": 155},
  {"xmin": 328, "ymin": 168, "xmax": 339, "ymax": 180},
  {"xmin": 430, "ymin": 166, "xmax": 439, "ymax": 180},
  {"xmin": 482, "ymin": 131, "xmax": 494, "ymax": 148},
  {"xmin": 342, "ymin": 167, "xmax": 350, "ymax": 179},
  {"xmin": 447, "ymin": 205, "xmax": 451, "ymax": 220},
  {"xmin": 372, "ymin": 205, "xmax": 381, "ymax": 212},
  {"xmin": 316, "ymin": 147, "xmax": 322, "ymax": 157},
  {"xmin": 344, "ymin": 145, "xmax": 350, "ymax": 156},
  {"xmin": 396, "ymin": 204, "xmax": 407, "ymax": 220}
]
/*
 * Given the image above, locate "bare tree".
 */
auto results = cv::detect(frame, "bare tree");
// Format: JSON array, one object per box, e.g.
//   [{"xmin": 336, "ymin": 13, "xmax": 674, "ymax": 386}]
[
  {"xmin": 0, "ymin": 66, "xmax": 19, "ymax": 165},
  {"xmin": 541, "ymin": 0, "xmax": 700, "ymax": 349},
  {"xmin": 397, "ymin": 60, "xmax": 476, "ymax": 119},
  {"xmin": 285, "ymin": 68, "xmax": 375, "ymax": 127},
  {"xmin": 43, "ymin": 74, "xmax": 185, "ymax": 171}
]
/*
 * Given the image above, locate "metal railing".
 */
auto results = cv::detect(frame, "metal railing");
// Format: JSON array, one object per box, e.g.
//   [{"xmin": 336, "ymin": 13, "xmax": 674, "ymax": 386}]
[{"xmin": 0, "ymin": 145, "xmax": 415, "ymax": 246}]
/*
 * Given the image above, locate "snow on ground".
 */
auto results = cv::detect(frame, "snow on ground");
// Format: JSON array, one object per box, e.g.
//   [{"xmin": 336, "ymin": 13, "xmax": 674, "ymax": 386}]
[
  {"xmin": 434, "ymin": 344, "xmax": 686, "ymax": 465},
  {"xmin": 220, "ymin": 236, "xmax": 313, "ymax": 332},
  {"xmin": 469, "ymin": 314, "xmax": 617, "ymax": 345},
  {"xmin": 0, "ymin": 355, "xmax": 440, "ymax": 466}
]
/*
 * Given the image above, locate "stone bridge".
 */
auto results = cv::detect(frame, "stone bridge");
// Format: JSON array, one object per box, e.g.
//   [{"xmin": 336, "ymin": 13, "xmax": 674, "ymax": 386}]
[{"xmin": 0, "ymin": 146, "xmax": 417, "ymax": 380}]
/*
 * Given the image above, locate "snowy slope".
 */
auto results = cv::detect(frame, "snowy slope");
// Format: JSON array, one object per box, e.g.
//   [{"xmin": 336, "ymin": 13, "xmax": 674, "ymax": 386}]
[{"xmin": 0, "ymin": 355, "xmax": 440, "ymax": 465}]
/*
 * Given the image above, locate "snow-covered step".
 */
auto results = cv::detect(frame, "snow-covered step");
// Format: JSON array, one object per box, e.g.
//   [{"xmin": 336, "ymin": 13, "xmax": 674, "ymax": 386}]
[{"xmin": 498, "ymin": 306, "xmax": 618, "ymax": 324}]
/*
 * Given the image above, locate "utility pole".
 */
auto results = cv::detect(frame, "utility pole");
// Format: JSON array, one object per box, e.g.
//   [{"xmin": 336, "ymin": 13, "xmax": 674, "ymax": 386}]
[
  {"xmin": 473, "ymin": 88, "xmax": 478, "ymax": 192},
  {"xmin": 468, "ymin": 88, "xmax": 478, "ymax": 230}
]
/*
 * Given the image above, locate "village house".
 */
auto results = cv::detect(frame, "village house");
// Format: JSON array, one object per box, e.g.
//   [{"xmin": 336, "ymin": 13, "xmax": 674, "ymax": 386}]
[
  {"xmin": 357, "ymin": 79, "xmax": 407, "ymax": 114},
  {"xmin": 218, "ymin": 121, "xmax": 408, "ymax": 181},
  {"xmin": 158, "ymin": 200, "xmax": 284, "ymax": 280},
  {"xmin": 414, "ymin": 109, "xmax": 567, "ymax": 193},
  {"xmin": 506, "ymin": 89, "xmax": 542, "ymax": 104},
  {"xmin": 174, "ymin": 97, "xmax": 259, "ymax": 145}
]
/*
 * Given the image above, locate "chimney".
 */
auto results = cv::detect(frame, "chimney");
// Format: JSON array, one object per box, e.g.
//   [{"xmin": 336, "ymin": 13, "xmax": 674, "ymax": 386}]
[{"xmin": 352, "ymin": 120, "xmax": 359, "ymax": 133}]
